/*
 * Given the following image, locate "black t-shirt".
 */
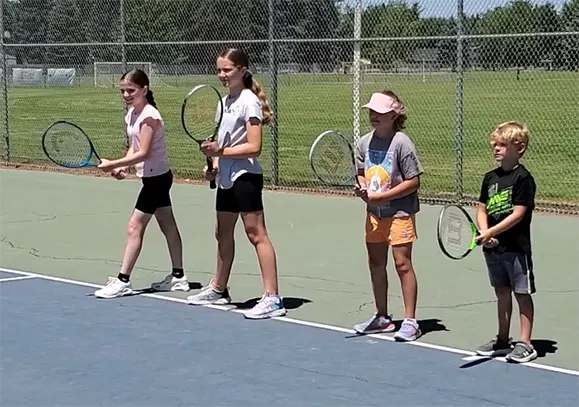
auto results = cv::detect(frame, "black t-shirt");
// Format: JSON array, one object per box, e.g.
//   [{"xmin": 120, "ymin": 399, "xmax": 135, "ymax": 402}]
[{"xmin": 478, "ymin": 164, "xmax": 536, "ymax": 254}]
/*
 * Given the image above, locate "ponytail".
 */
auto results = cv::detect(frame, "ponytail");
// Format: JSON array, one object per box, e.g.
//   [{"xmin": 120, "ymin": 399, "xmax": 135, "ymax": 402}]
[
  {"xmin": 146, "ymin": 89, "xmax": 157, "ymax": 109},
  {"xmin": 243, "ymin": 71, "xmax": 272, "ymax": 125}
]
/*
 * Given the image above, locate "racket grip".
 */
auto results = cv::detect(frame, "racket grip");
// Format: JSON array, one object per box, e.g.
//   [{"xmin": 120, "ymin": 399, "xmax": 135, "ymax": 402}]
[{"xmin": 206, "ymin": 156, "xmax": 216, "ymax": 190}]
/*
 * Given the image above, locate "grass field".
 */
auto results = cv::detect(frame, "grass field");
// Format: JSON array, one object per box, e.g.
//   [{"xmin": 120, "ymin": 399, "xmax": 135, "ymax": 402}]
[{"xmin": 2, "ymin": 70, "xmax": 578, "ymax": 207}]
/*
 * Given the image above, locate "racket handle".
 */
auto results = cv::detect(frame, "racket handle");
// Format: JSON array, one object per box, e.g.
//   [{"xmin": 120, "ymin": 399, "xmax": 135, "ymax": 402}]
[{"xmin": 206, "ymin": 156, "xmax": 216, "ymax": 190}]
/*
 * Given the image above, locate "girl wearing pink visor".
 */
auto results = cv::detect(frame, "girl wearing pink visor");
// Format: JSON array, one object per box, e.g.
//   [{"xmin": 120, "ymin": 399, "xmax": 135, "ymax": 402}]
[{"xmin": 353, "ymin": 91, "xmax": 423, "ymax": 341}]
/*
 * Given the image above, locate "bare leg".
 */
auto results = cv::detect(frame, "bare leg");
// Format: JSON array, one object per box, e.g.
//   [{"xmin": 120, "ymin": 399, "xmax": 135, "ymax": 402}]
[
  {"xmin": 391, "ymin": 243, "xmax": 418, "ymax": 319},
  {"xmin": 154, "ymin": 206, "xmax": 183, "ymax": 270},
  {"xmin": 212, "ymin": 212, "xmax": 239, "ymax": 291},
  {"xmin": 119, "ymin": 209, "xmax": 153, "ymax": 277},
  {"xmin": 365, "ymin": 242, "xmax": 389, "ymax": 316},
  {"xmin": 240, "ymin": 210, "xmax": 279, "ymax": 295}
]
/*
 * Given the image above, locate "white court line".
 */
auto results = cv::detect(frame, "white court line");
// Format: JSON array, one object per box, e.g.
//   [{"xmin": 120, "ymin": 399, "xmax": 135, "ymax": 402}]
[
  {"xmin": 0, "ymin": 275, "xmax": 37, "ymax": 283},
  {"xmin": 1, "ymin": 266, "xmax": 578, "ymax": 377}
]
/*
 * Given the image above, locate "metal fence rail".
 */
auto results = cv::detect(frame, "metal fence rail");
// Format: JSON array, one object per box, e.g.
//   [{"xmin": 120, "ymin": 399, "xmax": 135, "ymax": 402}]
[{"xmin": 1, "ymin": 0, "xmax": 578, "ymax": 214}]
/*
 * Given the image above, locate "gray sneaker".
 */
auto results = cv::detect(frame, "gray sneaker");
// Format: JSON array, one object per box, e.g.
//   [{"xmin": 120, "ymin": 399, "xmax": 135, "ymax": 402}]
[
  {"xmin": 506, "ymin": 342, "xmax": 538, "ymax": 363},
  {"xmin": 187, "ymin": 284, "xmax": 231, "ymax": 305},
  {"xmin": 354, "ymin": 313, "xmax": 396, "ymax": 334},
  {"xmin": 475, "ymin": 336, "xmax": 513, "ymax": 357},
  {"xmin": 393, "ymin": 318, "xmax": 421, "ymax": 342}
]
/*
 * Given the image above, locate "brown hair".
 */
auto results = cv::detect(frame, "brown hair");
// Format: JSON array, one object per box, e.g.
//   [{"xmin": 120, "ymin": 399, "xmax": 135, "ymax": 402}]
[
  {"xmin": 120, "ymin": 69, "xmax": 156, "ymax": 108},
  {"xmin": 381, "ymin": 90, "xmax": 407, "ymax": 131},
  {"xmin": 220, "ymin": 48, "xmax": 272, "ymax": 125}
]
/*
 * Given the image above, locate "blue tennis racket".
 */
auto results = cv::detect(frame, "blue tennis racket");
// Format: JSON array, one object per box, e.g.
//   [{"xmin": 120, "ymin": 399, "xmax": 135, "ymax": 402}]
[{"xmin": 42, "ymin": 121, "xmax": 101, "ymax": 169}]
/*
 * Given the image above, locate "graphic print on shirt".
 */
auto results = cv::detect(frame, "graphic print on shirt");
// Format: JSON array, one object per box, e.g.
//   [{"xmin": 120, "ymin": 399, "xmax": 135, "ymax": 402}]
[
  {"xmin": 486, "ymin": 182, "xmax": 514, "ymax": 219},
  {"xmin": 364, "ymin": 149, "xmax": 393, "ymax": 196}
]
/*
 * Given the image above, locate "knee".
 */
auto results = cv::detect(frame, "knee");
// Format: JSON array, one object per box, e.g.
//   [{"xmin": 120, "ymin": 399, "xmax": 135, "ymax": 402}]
[
  {"xmin": 393, "ymin": 254, "xmax": 413, "ymax": 275},
  {"xmin": 244, "ymin": 225, "xmax": 266, "ymax": 246},
  {"xmin": 127, "ymin": 218, "xmax": 144, "ymax": 240},
  {"xmin": 367, "ymin": 254, "xmax": 386, "ymax": 269},
  {"xmin": 494, "ymin": 286, "xmax": 512, "ymax": 299},
  {"xmin": 215, "ymin": 224, "xmax": 233, "ymax": 242}
]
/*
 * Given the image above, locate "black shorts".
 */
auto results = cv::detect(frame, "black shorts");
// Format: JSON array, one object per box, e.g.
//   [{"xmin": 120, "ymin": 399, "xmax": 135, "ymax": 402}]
[
  {"xmin": 483, "ymin": 251, "xmax": 536, "ymax": 294},
  {"xmin": 216, "ymin": 172, "xmax": 264, "ymax": 213},
  {"xmin": 135, "ymin": 170, "xmax": 173, "ymax": 214}
]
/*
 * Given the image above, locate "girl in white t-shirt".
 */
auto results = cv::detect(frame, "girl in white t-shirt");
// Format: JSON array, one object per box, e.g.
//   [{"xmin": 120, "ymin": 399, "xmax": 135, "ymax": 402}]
[
  {"xmin": 188, "ymin": 48, "xmax": 286, "ymax": 320},
  {"xmin": 93, "ymin": 69, "xmax": 189, "ymax": 299}
]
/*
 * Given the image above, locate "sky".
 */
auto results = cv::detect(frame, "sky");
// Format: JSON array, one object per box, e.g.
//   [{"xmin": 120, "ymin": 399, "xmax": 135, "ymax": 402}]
[{"xmin": 363, "ymin": 0, "xmax": 569, "ymax": 17}]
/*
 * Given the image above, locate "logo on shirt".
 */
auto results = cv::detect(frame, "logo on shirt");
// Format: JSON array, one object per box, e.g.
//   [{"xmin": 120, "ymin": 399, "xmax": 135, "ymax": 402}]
[
  {"xmin": 364, "ymin": 149, "xmax": 393, "ymax": 193},
  {"xmin": 486, "ymin": 183, "xmax": 513, "ymax": 218}
]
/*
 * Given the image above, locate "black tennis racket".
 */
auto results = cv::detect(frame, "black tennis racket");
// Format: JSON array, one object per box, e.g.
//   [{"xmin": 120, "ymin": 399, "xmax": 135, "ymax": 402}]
[
  {"xmin": 181, "ymin": 84, "xmax": 224, "ymax": 190},
  {"xmin": 437, "ymin": 204, "xmax": 481, "ymax": 260},
  {"xmin": 309, "ymin": 130, "xmax": 360, "ymax": 188},
  {"xmin": 42, "ymin": 121, "xmax": 101, "ymax": 169}
]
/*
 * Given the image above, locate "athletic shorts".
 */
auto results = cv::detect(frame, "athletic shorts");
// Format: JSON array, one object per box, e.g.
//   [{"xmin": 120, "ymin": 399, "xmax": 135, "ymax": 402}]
[
  {"xmin": 216, "ymin": 172, "xmax": 264, "ymax": 213},
  {"xmin": 483, "ymin": 251, "xmax": 536, "ymax": 295},
  {"xmin": 135, "ymin": 170, "xmax": 173, "ymax": 215},
  {"xmin": 365, "ymin": 213, "xmax": 417, "ymax": 245}
]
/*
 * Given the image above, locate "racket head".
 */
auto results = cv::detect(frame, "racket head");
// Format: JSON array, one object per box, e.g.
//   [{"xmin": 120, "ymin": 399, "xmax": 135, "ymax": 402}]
[
  {"xmin": 309, "ymin": 130, "xmax": 360, "ymax": 187},
  {"xmin": 41, "ymin": 121, "xmax": 100, "ymax": 169},
  {"xmin": 181, "ymin": 84, "xmax": 224, "ymax": 144},
  {"xmin": 437, "ymin": 204, "xmax": 480, "ymax": 260}
]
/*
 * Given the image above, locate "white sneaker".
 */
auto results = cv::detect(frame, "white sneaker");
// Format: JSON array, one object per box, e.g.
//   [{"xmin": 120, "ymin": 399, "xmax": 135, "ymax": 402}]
[
  {"xmin": 95, "ymin": 277, "xmax": 133, "ymax": 299},
  {"xmin": 244, "ymin": 295, "xmax": 287, "ymax": 319},
  {"xmin": 150, "ymin": 273, "xmax": 190, "ymax": 292},
  {"xmin": 187, "ymin": 284, "xmax": 231, "ymax": 305}
]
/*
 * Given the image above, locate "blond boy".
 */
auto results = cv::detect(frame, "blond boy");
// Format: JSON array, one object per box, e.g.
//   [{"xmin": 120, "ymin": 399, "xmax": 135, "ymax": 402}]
[{"xmin": 474, "ymin": 121, "xmax": 537, "ymax": 363}]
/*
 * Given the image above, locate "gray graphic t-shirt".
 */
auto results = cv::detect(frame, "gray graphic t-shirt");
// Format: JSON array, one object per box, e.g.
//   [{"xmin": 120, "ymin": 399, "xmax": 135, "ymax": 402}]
[{"xmin": 355, "ymin": 131, "xmax": 423, "ymax": 218}]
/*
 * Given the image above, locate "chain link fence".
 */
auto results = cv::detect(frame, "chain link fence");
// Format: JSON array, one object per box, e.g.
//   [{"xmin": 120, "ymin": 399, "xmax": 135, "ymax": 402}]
[{"xmin": 0, "ymin": 0, "xmax": 577, "ymax": 213}]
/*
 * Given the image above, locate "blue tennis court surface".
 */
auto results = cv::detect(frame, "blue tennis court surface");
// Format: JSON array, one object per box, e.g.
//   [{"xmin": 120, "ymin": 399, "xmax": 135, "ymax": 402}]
[{"xmin": 1, "ymin": 269, "xmax": 578, "ymax": 407}]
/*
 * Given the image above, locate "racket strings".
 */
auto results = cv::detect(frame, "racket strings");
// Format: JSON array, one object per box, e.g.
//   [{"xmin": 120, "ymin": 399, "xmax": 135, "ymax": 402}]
[
  {"xmin": 183, "ymin": 87, "xmax": 222, "ymax": 142},
  {"xmin": 44, "ymin": 128, "xmax": 93, "ymax": 167},
  {"xmin": 311, "ymin": 135, "xmax": 356, "ymax": 185},
  {"xmin": 439, "ymin": 208, "xmax": 474, "ymax": 257}
]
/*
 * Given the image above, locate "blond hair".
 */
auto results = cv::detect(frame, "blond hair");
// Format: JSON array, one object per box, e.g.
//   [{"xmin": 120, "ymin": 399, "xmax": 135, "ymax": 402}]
[
  {"xmin": 490, "ymin": 121, "xmax": 530, "ymax": 157},
  {"xmin": 220, "ymin": 48, "xmax": 273, "ymax": 125}
]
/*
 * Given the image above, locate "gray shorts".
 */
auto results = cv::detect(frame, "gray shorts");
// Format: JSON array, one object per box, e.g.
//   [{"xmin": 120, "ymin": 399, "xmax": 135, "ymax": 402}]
[{"xmin": 483, "ymin": 251, "xmax": 536, "ymax": 294}]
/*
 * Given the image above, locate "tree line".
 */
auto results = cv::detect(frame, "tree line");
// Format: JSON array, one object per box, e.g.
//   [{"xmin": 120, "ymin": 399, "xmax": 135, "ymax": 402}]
[{"xmin": 3, "ymin": 0, "xmax": 578, "ymax": 70}]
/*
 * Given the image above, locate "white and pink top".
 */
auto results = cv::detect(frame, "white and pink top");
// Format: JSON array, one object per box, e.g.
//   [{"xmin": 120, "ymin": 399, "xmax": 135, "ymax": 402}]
[{"xmin": 125, "ymin": 104, "xmax": 170, "ymax": 178}]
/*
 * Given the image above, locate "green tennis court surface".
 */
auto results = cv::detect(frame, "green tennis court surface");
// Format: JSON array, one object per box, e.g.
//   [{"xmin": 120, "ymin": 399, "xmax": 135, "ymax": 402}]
[{"xmin": 1, "ymin": 168, "xmax": 578, "ymax": 375}]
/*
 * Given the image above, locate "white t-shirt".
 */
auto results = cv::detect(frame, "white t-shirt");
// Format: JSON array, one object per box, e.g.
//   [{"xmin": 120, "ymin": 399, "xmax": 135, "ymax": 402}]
[
  {"xmin": 216, "ymin": 88, "xmax": 263, "ymax": 189},
  {"xmin": 125, "ymin": 104, "xmax": 170, "ymax": 178}
]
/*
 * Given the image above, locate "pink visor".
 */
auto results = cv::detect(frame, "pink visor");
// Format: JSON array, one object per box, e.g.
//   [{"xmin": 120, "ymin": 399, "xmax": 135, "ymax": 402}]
[{"xmin": 362, "ymin": 93, "xmax": 403, "ymax": 115}]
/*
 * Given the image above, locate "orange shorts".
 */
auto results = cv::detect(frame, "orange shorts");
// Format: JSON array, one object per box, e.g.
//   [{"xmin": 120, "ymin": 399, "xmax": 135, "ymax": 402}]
[{"xmin": 365, "ymin": 213, "xmax": 417, "ymax": 245}]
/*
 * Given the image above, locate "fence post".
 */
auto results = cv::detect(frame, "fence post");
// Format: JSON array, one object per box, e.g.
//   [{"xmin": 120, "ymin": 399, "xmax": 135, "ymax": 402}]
[
  {"xmin": 268, "ymin": 0, "xmax": 279, "ymax": 189},
  {"xmin": 0, "ymin": 0, "xmax": 10, "ymax": 162},
  {"xmin": 455, "ymin": 0, "xmax": 465, "ymax": 202},
  {"xmin": 352, "ymin": 0, "xmax": 362, "ymax": 147},
  {"xmin": 119, "ymin": 0, "xmax": 129, "ymax": 152}
]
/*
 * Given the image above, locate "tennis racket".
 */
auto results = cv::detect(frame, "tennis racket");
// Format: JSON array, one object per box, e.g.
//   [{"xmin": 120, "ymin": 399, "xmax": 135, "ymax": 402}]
[
  {"xmin": 42, "ymin": 120, "xmax": 101, "ymax": 169},
  {"xmin": 181, "ymin": 84, "xmax": 224, "ymax": 190},
  {"xmin": 437, "ymin": 204, "xmax": 481, "ymax": 260},
  {"xmin": 309, "ymin": 130, "xmax": 360, "ymax": 188}
]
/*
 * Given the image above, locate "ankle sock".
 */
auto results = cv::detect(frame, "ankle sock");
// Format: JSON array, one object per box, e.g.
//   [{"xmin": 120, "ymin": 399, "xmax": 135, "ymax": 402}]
[
  {"xmin": 171, "ymin": 268, "xmax": 184, "ymax": 279},
  {"xmin": 117, "ymin": 273, "xmax": 130, "ymax": 283}
]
